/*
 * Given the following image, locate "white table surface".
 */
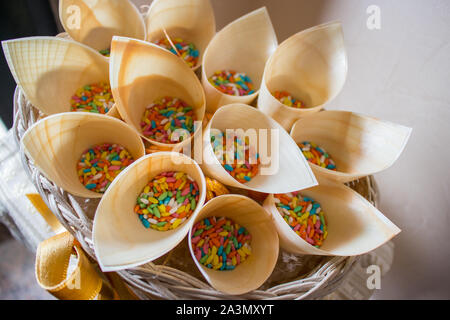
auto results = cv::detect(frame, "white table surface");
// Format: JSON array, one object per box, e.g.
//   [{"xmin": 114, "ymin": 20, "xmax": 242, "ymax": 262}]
[{"xmin": 133, "ymin": 0, "xmax": 450, "ymax": 299}]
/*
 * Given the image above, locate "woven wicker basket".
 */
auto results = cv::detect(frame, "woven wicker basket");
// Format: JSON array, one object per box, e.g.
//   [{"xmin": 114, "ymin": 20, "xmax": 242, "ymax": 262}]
[{"xmin": 13, "ymin": 87, "xmax": 380, "ymax": 300}]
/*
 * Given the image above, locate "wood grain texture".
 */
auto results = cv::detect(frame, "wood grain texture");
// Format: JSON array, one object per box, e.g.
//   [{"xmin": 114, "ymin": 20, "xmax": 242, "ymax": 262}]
[{"xmin": 2, "ymin": 36, "xmax": 110, "ymax": 116}]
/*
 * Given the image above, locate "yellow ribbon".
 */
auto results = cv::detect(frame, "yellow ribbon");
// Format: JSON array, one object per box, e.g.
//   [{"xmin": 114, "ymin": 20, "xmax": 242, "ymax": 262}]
[
  {"xmin": 26, "ymin": 194, "xmax": 66, "ymax": 234},
  {"xmin": 27, "ymin": 193, "xmax": 137, "ymax": 300},
  {"xmin": 35, "ymin": 232, "xmax": 115, "ymax": 300}
]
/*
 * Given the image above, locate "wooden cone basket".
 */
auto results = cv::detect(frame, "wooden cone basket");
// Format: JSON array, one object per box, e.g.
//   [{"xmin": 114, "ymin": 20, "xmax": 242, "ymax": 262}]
[
  {"xmin": 263, "ymin": 179, "xmax": 400, "ymax": 256},
  {"xmin": 188, "ymin": 195, "xmax": 279, "ymax": 295},
  {"xmin": 146, "ymin": 0, "xmax": 216, "ymax": 71},
  {"xmin": 257, "ymin": 22, "xmax": 347, "ymax": 131},
  {"xmin": 2, "ymin": 37, "xmax": 114, "ymax": 116},
  {"xmin": 201, "ymin": 103, "xmax": 317, "ymax": 194},
  {"xmin": 109, "ymin": 36, "xmax": 206, "ymax": 151},
  {"xmin": 290, "ymin": 110, "xmax": 412, "ymax": 183},
  {"xmin": 201, "ymin": 7, "xmax": 278, "ymax": 112},
  {"xmin": 59, "ymin": 0, "xmax": 146, "ymax": 52},
  {"xmin": 93, "ymin": 152, "xmax": 206, "ymax": 272},
  {"xmin": 21, "ymin": 112, "xmax": 145, "ymax": 199}
]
